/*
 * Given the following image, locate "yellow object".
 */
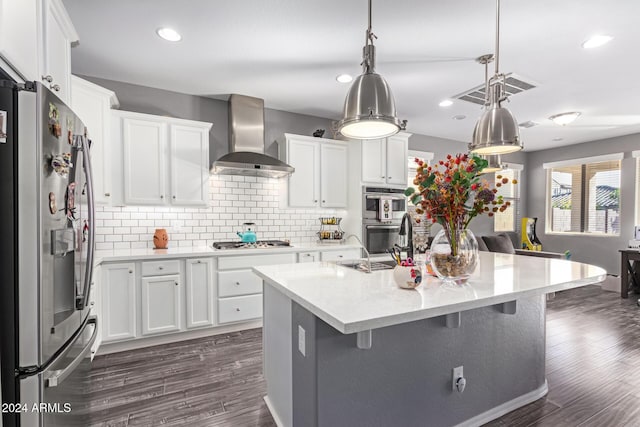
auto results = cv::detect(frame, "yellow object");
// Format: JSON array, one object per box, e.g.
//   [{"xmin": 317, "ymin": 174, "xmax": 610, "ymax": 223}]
[{"xmin": 521, "ymin": 217, "xmax": 542, "ymax": 251}]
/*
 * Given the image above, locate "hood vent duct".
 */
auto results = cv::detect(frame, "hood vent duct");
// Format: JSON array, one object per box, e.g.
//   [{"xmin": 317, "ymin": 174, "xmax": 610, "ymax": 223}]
[{"xmin": 211, "ymin": 94, "xmax": 294, "ymax": 178}]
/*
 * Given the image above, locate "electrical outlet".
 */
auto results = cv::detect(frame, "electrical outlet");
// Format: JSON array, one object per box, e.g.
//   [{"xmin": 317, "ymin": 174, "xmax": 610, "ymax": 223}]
[
  {"xmin": 452, "ymin": 366, "xmax": 463, "ymax": 391},
  {"xmin": 298, "ymin": 325, "xmax": 306, "ymax": 357}
]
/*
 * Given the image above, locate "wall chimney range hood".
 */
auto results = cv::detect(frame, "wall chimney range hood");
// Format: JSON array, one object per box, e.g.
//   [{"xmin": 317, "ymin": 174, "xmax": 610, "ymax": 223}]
[{"xmin": 211, "ymin": 94, "xmax": 294, "ymax": 178}]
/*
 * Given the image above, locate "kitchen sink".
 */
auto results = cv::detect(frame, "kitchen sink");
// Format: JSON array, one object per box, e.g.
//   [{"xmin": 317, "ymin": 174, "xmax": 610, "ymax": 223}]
[{"xmin": 337, "ymin": 259, "xmax": 397, "ymax": 272}]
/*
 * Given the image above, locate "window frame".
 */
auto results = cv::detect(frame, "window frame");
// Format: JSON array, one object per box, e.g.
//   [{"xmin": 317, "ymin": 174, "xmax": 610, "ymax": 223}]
[{"xmin": 544, "ymin": 153, "xmax": 623, "ymax": 237}]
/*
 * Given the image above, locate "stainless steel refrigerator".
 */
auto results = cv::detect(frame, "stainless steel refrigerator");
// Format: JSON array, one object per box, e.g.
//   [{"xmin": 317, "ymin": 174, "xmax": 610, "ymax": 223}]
[{"xmin": 0, "ymin": 73, "xmax": 97, "ymax": 426}]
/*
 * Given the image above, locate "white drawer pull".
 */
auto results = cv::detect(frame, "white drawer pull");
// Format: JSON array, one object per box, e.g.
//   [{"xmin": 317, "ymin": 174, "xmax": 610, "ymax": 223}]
[
  {"xmin": 158, "ymin": 266, "xmax": 163, "ymax": 270},
  {"xmin": 235, "ymin": 282, "xmax": 240, "ymax": 286},
  {"xmin": 236, "ymin": 308, "xmax": 240, "ymax": 312}
]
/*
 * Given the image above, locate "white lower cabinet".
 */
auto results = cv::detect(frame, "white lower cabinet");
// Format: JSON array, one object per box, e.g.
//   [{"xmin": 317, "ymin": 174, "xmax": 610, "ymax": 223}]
[
  {"xmin": 141, "ymin": 274, "xmax": 181, "ymax": 336},
  {"xmin": 102, "ymin": 263, "xmax": 136, "ymax": 343},
  {"xmin": 185, "ymin": 258, "xmax": 214, "ymax": 329},
  {"xmin": 218, "ymin": 294, "xmax": 263, "ymax": 324},
  {"xmin": 320, "ymin": 248, "xmax": 362, "ymax": 262},
  {"xmin": 218, "ymin": 270, "xmax": 263, "ymax": 297}
]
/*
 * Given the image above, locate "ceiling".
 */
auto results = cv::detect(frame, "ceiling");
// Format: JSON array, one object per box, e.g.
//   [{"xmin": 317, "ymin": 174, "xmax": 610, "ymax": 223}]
[{"xmin": 63, "ymin": 0, "xmax": 640, "ymax": 151}]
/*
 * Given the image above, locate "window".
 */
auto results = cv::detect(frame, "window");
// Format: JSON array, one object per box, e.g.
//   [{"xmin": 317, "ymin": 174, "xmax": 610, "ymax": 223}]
[
  {"xmin": 494, "ymin": 165, "xmax": 522, "ymax": 233},
  {"xmin": 544, "ymin": 154, "xmax": 622, "ymax": 235}
]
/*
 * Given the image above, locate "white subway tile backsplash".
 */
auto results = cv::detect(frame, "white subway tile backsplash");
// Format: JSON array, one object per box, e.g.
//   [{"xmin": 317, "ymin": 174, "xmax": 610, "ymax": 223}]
[{"xmin": 94, "ymin": 175, "xmax": 344, "ymax": 249}]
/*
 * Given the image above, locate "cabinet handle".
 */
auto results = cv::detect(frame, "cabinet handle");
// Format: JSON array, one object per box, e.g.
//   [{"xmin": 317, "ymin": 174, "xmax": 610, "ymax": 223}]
[
  {"xmin": 338, "ymin": 255, "xmax": 344, "ymax": 258},
  {"xmin": 50, "ymin": 84, "xmax": 60, "ymax": 92},
  {"xmin": 381, "ymin": 176, "xmax": 385, "ymax": 178},
  {"xmin": 197, "ymin": 260, "xmax": 202, "ymax": 264},
  {"xmin": 314, "ymin": 200, "xmax": 318, "ymax": 203},
  {"xmin": 104, "ymin": 192, "xmax": 111, "ymax": 197},
  {"xmin": 322, "ymin": 200, "xmax": 326, "ymax": 203},
  {"xmin": 388, "ymin": 176, "xmax": 392, "ymax": 179},
  {"xmin": 158, "ymin": 266, "xmax": 163, "ymax": 270},
  {"xmin": 235, "ymin": 281, "xmax": 240, "ymax": 286},
  {"xmin": 172, "ymin": 195, "xmax": 176, "ymax": 199},
  {"xmin": 129, "ymin": 270, "xmax": 133, "ymax": 274},
  {"xmin": 160, "ymin": 195, "xmax": 164, "ymax": 199},
  {"xmin": 236, "ymin": 308, "xmax": 240, "ymax": 312},
  {"xmin": 41, "ymin": 75, "xmax": 53, "ymax": 83},
  {"xmin": 175, "ymin": 282, "xmax": 178, "ymax": 286}
]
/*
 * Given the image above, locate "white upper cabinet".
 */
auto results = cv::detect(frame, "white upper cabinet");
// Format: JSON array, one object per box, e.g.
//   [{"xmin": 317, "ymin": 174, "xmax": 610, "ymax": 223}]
[
  {"xmin": 113, "ymin": 110, "xmax": 212, "ymax": 207},
  {"xmin": 0, "ymin": 0, "xmax": 39, "ymax": 80},
  {"xmin": 385, "ymin": 134, "xmax": 409, "ymax": 186},
  {"xmin": 169, "ymin": 124, "xmax": 209, "ymax": 206},
  {"xmin": 361, "ymin": 138, "xmax": 385, "ymax": 184},
  {"xmin": 70, "ymin": 76, "xmax": 119, "ymax": 205},
  {"xmin": 123, "ymin": 117, "xmax": 167, "ymax": 205},
  {"xmin": 285, "ymin": 136, "xmax": 320, "ymax": 208},
  {"xmin": 361, "ymin": 132, "xmax": 410, "ymax": 187},
  {"xmin": 41, "ymin": 0, "xmax": 78, "ymax": 103},
  {"xmin": 282, "ymin": 133, "xmax": 348, "ymax": 209},
  {"xmin": 320, "ymin": 143, "xmax": 348, "ymax": 208}
]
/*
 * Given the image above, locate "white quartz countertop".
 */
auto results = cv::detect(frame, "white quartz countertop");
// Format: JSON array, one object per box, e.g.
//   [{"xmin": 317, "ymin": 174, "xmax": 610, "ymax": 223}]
[
  {"xmin": 253, "ymin": 252, "xmax": 607, "ymax": 334},
  {"xmin": 95, "ymin": 242, "xmax": 362, "ymax": 264}
]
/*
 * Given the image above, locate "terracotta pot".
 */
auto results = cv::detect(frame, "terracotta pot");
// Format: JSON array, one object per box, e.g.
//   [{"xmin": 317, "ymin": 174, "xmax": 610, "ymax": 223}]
[{"xmin": 153, "ymin": 228, "xmax": 169, "ymax": 249}]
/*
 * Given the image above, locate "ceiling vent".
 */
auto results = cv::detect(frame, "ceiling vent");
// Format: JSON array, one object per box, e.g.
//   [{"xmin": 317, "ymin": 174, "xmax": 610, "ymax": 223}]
[
  {"xmin": 453, "ymin": 73, "xmax": 537, "ymax": 106},
  {"xmin": 518, "ymin": 120, "xmax": 538, "ymax": 128}
]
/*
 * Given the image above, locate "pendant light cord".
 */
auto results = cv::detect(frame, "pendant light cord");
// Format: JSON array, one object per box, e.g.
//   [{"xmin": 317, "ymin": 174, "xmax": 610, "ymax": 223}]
[
  {"xmin": 362, "ymin": 0, "xmax": 378, "ymax": 73},
  {"xmin": 366, "ymin": 0, "xmax": 377, "ymax": 45},
  {"xmin": 495, "ymin": 0, "xmax": 500, "ymax": 75}
]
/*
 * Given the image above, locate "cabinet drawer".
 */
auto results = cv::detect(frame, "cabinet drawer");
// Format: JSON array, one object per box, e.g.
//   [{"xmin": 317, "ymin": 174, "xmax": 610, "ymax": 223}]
[
  {"xmin": 218, "ymin": 270, "xmax": 263, "ymax": 297},
  {"xmin": 298, "ymin": 251, "xmax": 320, "ymax": 263},
  {"xmin": 217, "ymin": 253, "xmax": 296, "ymax": 270},
  {"xmin": 141, "ymin": 260, "xmax": 180, "ymax": 276},
  {"xmin": 320, "ymin": 248, "xmax": 362, "ymax": 262},
  {"xmin": 218, "ymin": 294, "xmax": 263, "ymax": 324}
]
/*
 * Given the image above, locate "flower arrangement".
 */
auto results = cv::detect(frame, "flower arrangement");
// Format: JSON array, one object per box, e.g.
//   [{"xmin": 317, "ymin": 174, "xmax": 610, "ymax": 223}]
[{"xmin": 404, "ymin": 153, "xmax": 517, "ymax": 280}]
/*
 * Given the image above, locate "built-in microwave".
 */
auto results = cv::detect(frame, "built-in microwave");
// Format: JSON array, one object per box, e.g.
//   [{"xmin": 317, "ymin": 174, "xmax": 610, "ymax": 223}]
[{"xmin": 362, "ymin": 187, "xmax": 406, "ymax": 223}]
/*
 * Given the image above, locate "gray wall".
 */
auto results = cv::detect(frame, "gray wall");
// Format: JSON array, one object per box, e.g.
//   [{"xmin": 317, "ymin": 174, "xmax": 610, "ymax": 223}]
[
  {"xmin": 79, "ymin": 75, "xmax": 334, "ymax": 165},
  {"xmin": 525, "ymin": 133, "xmax": 639, "ymax": 275}
]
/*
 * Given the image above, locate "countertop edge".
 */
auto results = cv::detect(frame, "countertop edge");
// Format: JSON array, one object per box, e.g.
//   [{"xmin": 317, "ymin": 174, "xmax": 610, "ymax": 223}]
[{"xmin": 255, "ymin": 266, "xmax": 607, "ymax": 335}]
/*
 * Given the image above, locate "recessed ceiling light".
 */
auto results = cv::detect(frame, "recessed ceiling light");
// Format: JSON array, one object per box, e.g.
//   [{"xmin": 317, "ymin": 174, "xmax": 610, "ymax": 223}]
[
  {"xmin": 552, "ymin": 137, "xmax": 564, "ymax": 142},
  {"xmin": 156, "ymin": 27, "xmax": 182, "ymax": 42},
  {"xmin": 582, "ymin": 35, "xmax": 613, "ymax": 49},
  {"xmin": 336, "ymin": 74, "xmax": 353, "ymax": 83},
  {"xmin": 452, "ymin": 115, "xmax": 466, "ymax": 121},
  {"xmin": 518, "ymin": 121, "xmax": 538, "ymax": 128},
  {"xmin": 439, "ymin": 100, "xmax": 453, "ymax": 107},
  {"xmin": 549, "ymin": 112, "xmax": 581, "ymax": 126}
]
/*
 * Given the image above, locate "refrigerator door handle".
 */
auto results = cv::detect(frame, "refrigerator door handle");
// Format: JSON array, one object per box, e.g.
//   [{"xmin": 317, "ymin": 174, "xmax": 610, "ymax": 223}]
[
  {"xmin": 76, "ymin": 135, "xmax": 95, "ymax": 310},
  {"xmin": 44, "ymin": 316, "xmax": 97, "ymax": 388}
]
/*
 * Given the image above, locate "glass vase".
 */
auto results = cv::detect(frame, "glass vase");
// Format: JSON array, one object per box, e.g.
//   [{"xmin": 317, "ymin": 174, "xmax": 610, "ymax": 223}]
[{"xmin": 429, "ymin": 227, "xmax": 478, "ymax": 285}]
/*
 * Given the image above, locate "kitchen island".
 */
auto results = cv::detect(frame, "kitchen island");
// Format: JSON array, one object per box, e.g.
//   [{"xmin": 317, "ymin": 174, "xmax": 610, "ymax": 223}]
[{"xmin": 254, "ymin": 252, "xmax": 606, "ymax": 427}]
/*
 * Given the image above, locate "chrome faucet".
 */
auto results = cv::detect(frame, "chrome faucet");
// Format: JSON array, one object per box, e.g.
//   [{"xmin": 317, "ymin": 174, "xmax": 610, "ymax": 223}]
[
  {"xmin": 345, "ymin": 234, "xmax": 372, "ymax": 273},
  {"xmin": 399, "ymin": 213, "xmax": 413, "ymax": 260}
]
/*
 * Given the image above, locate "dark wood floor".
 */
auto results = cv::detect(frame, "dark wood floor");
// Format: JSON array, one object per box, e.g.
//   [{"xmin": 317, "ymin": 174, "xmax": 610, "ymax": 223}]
[{"xmin": 89, "ymin": 285, "xmax": 640, "ymax": 426}]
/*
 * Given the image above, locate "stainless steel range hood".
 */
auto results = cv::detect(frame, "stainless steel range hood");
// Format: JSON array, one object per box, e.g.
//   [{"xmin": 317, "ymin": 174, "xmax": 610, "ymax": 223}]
[{"xmin": 210, "ymin": 94, "xmax": 294, "ymax": 178}]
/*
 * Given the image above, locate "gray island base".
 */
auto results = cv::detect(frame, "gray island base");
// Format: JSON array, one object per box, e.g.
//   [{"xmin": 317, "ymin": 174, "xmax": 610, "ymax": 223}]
[{"xmin": 255, "ymin": 253, "xmax": 606, "ymax": 426}]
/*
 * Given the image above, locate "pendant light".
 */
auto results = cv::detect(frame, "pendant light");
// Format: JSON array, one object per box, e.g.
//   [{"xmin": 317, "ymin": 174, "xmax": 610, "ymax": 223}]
[
  {"xmin": 337, "ymin": 0, "xmax": 401, "ymax": 139},
  {"xmin": 469, "ymin": 0, "xmax": 523, "ymax": 155},
  {"xmin": 472, "ymin": 54, "xmax": 504, "ymax": 174}
]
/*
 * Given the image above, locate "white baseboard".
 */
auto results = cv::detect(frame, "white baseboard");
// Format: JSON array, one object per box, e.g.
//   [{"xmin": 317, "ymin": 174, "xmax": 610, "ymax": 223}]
[
  {"xmin": 264, "ymin": 395, "xmax": 286, "ymax": 427},
  {"xmin": 455, "ymin": 380, "xmax": 549, "ymax": 427},
  {"xmin": 97, "ymin": 320, "xmax": 262, "ymax": 355}
]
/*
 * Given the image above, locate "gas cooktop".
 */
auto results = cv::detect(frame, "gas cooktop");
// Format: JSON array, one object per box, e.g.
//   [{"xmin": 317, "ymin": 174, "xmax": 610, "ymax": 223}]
[{"xmin": 212, "ymin": 240, "xmax": 291, "ymax": 250}]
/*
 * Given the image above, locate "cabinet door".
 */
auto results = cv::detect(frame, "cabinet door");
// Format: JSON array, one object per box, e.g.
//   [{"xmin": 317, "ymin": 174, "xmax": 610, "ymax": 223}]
[
  {"xmin": 0, "ymin": 0, "xmax": 39, "ymax": 80},
  {"xmin": 123, "ymin": 118, "xmax": 167, "ymax": 205},
  {"xmin": 320, "ymin": 143, "xmax": 348, "ymax": 208},
  {"xmin": 185, "ymin": 259, "xmax": 214, "ymax": 329},
  {"xmin": 141, "ymin": 274, "xmax": 181, "ymax": 335},
  {"xmin": 385, "ymin": 135, "xmax": 408, "ymax": 186},
  {"xmin": 71, "ymin": 78, "xmax": 115, "ymax": 205},
  {"xmin": 102, "ymin": 263, "xmax": 136, "ymax": 342},
  {"xmin": 287, "ymin": 138, "xmax": 320, "ymax": 207},
  {"xmin": 169, "ymin": 124, "xmax": 209, "ymax": 206},
  {"xmin": 43, "ymin": 0, "xmax": 77, "ymax": 103},
  {"xmin": 361, "ymin": 139, "xmax": 386, "ymax": 184}
]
